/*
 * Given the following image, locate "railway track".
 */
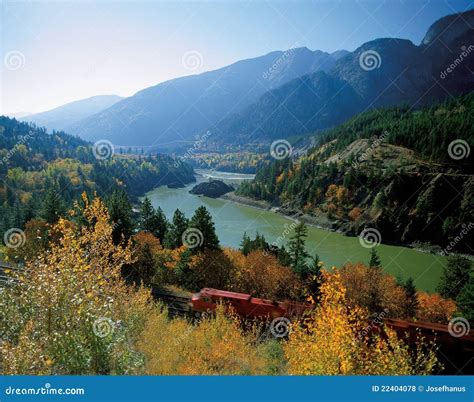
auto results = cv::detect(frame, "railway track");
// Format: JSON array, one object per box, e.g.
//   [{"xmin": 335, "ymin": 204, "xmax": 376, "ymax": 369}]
[{"xmin": 150, "ymin": 285, "xmax": 193, "ymax": 317}]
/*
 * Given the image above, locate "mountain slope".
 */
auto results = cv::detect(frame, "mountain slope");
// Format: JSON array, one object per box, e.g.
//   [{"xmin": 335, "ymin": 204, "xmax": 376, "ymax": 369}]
[
  {"xmin": 22, "ymin": 95, "xmax": 123, "ymax": 133},
  {"xmin": 210, "ymin": 9, "xmax": 474, "ymax": 146},
  {"xmin": 236, "ymin": 93, "xmax": 474, "ymax": 252},
  {"xmin": 69, "ymin": 48, "xmax": 346, "ymax": 148}
]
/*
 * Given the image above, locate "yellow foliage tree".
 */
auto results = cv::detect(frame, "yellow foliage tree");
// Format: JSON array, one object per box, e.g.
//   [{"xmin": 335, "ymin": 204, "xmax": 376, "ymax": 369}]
[
  {"xmin": 284, "ymin": 272, "xmax": 439, "ymax": 375},
  {"xmin": 0, "ymin": 195, "xmax": 152, "ymax": 375},
  {"xmin": 137, "ymin": 305, "xmax": 269, "ymax": 375}
]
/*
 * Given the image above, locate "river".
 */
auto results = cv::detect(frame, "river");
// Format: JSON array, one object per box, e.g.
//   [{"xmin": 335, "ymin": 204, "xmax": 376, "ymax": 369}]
[{"xmin": 145, "ymin": 169, "xmax": 446, "ymax": 292}]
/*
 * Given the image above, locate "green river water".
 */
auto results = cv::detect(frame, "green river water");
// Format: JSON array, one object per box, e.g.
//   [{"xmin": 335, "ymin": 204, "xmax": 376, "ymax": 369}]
[{"xmin": 145, "ymin": 170, "xmax": 446, "ymax": 292}]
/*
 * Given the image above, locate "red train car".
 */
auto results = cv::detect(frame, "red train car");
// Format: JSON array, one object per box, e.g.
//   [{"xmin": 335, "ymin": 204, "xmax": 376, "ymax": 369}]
[{"xmin": 191, "ymin": 288, "xmax": 311, "ymax": 319}]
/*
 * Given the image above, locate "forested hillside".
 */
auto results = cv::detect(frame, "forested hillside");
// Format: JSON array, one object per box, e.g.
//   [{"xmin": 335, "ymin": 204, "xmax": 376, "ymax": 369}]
[
  {"xmin": 237, "ymin": 94, "xmax": 473, "ymax": 252},
  {"xmin": 0, "ymin": 117, "xmax": 194, "ymax": 236}
]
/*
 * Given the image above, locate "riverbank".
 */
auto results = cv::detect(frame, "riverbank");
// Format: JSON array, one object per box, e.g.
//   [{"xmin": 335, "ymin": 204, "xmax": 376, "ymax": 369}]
[
  {"xmin": 220, "ymin": 192, "xmax": 452, "ymax": 258},
  {"xmin": 144, "ymin": 171, "xmax": 448, "ymax": 292}
]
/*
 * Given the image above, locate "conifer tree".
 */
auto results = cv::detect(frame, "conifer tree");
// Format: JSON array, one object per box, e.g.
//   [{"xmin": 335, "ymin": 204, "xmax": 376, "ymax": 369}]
[
  {"xmin": 189, "ymin": 206, "xmax": 219, "ymax": 252},
  {"xmin": 164, "ymin": 209, "xmax": 188, "ymax": 249},
  {"xmin": 403, "ymin": 277, "xmax": 419, "ymax": 318},
  {"xmin": 288, "ymin": 222, "xmax": 309, "ymax": 277}
]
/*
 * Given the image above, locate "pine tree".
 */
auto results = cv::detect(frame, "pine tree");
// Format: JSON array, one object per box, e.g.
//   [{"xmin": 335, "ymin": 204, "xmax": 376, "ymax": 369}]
[
  {"xmin": 403, "ymin": 277, "xmax": 419, "ymax": 319},
  {"xmin": 164, "ymin": 209, "xmax": 188, "ymax": 248},
  {"xmin": 240, "ymin": 232, "xmax": 251, "ymax": 256},
  {"xmin": 106, "ymin": 189, "xmax": 134, "ymax": 244},
  {"xmin": 456, "ymin": 274, "xmax": 474, "ymax": 322},
  {"xmin": 154, "ymin": 207, "xmax": 168, "ymax": 243},
  {"xmin": 139, "ymin": 197, "xmax": 156, "ymax": 232},
  {"xmin": 40, "ymin": 185, "xmax": 66, "ymax": 224},
  {"xmin": 288, "ymin": 222, "xmax": 309, "ymax": 276},
  {"xmin": 437, "ymin": 255, "xmax": 472, "ymax": 300},
  {"xmin": 369, "ymin": 248, "xmax": 381, "ymax": 268},
  {"xmin": 189, "ymin": 206, "xmax": 219, "ymax": 252},
  {"xmin": 138, "ymin": 198, "xmax": 168, "ymax": 242}
]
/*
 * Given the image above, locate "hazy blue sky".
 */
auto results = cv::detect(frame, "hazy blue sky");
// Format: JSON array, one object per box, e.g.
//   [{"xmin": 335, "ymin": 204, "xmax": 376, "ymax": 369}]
[{"xmin": 1, "ymin": 0, "xmax": 473, "ymax": 115}]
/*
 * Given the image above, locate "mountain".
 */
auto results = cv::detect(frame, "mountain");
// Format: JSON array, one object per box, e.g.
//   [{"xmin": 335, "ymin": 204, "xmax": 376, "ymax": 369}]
[
  {"xmin": 236, "ymin": 93, "xmax": 474, "ymax": 252},
  {"xmin": 69, "ymin": 48, "xmax": 347, "ymax": 148},
  {"xmin": 210, "ymin": 9, "xmax": 474, "ymax": 146},
  {"xmin": 21, "ymin": 95, "xmax": 123, "ymax": 133}
]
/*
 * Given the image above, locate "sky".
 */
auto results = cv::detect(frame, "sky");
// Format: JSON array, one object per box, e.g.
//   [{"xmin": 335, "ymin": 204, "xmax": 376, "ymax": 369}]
[{"xmin": 1, "ymin": 0, "xmax": 473, "ymax": 115}]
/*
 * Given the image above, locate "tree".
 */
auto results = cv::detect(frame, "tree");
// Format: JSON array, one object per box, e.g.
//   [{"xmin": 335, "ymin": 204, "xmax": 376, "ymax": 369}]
[
  {"xmin": 40, "ymin": 185, "xmax": 66, "ymax": 224},
  {"xmin": 288, "ymin": 222, "xmax": 309, "ymax": 277},
  {"xmin": 437, "ymin": 255, "xmax": 472, "ymax": 300},
  {"xmin": 106, "ymin": 189, "xmax": 134, "ymax": 244},
  {"xmin": 284, "ymin": 271, "xmax": 439, "ymax": 375},
  {"xmin": 139, "ymin": 197, "xmax": 155, "ymax": 232},
  {"xmin": 138, "ymin": 198, "xmax": 168, "ymax": 242},
  {"xmin": 369, "ymin": 248, "xmax": 381, "ymax": 268},
  {"xmin": 153, "ymin": 207, "xmax": 168, "ymax": 243},
  {"xmin": 0, "ymin": 197, "xmax": 151, "ymax": 374},
  {"xmin": 163, "ymin": 209, "xmax": 187, "ymax": 249},
  {"xmin": 188, "ymin": 206, "xmax": 219, "ymax": 252},
  {"xmin": 456, "ymin": 274, "xmax": 474, "ymax": 322},
  {"xmin": 416, "ymin": 292, "xmax": 456, "ymax": 323},
  {"xmin": 403, "ymin": 277, "xmax": 419, "ymax": 319},
  {"xmin": 240, "ymin": 232, "xmax": 252, "ymax": 255}
]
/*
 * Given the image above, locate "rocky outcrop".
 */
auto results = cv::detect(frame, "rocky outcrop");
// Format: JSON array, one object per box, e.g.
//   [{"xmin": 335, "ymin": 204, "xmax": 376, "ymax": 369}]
[{"xmin": 190, "ymin": 180, "xmax": 234, "ymax": 198}]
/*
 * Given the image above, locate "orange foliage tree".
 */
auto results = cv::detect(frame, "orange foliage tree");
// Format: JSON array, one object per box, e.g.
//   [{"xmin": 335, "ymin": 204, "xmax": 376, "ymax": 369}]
[
  {"xmin": 225, "ymin": 249, "xmax": 302, "ymax": 300},
  {"xmin": 417, "ymin": 292, "xmax": 457, "ymax": 323},
  {"xmin": 338, "ymin": 262, "xmax": 408, "ymax": 317}
]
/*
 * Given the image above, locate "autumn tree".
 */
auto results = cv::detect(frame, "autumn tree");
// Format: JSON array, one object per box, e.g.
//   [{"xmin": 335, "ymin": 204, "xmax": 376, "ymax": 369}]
[
  {"xmin": 338, "ymin": 263, "xmax": 407, "ymax": 317},
  {"xmin": 284, "ymin": 271, "xmax": 439, "ymax": 375},
  {"xmin": 0, "ymin": 195, "xmax": 152, "ymax": 375},
  {"xmin": 416, "ymin": 292, "xmax": 456, "ymax": 323}
]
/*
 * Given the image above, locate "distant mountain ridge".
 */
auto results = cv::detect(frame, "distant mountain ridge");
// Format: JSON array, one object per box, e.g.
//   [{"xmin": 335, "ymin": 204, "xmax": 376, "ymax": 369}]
[
  {"xmin": 21, "ymin": 95, "xmax": 123, "ymax": 133},
  {"xmin": 68, "ymin": 48, "xmax": 348, "ymax": 147},
  {"xmin": 31, "ymin": 9, "xmax": 474, "ymax": 150},
  {"xmin": 210, "ymin": 9, "xmax": 474, "ymax": 146}
]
